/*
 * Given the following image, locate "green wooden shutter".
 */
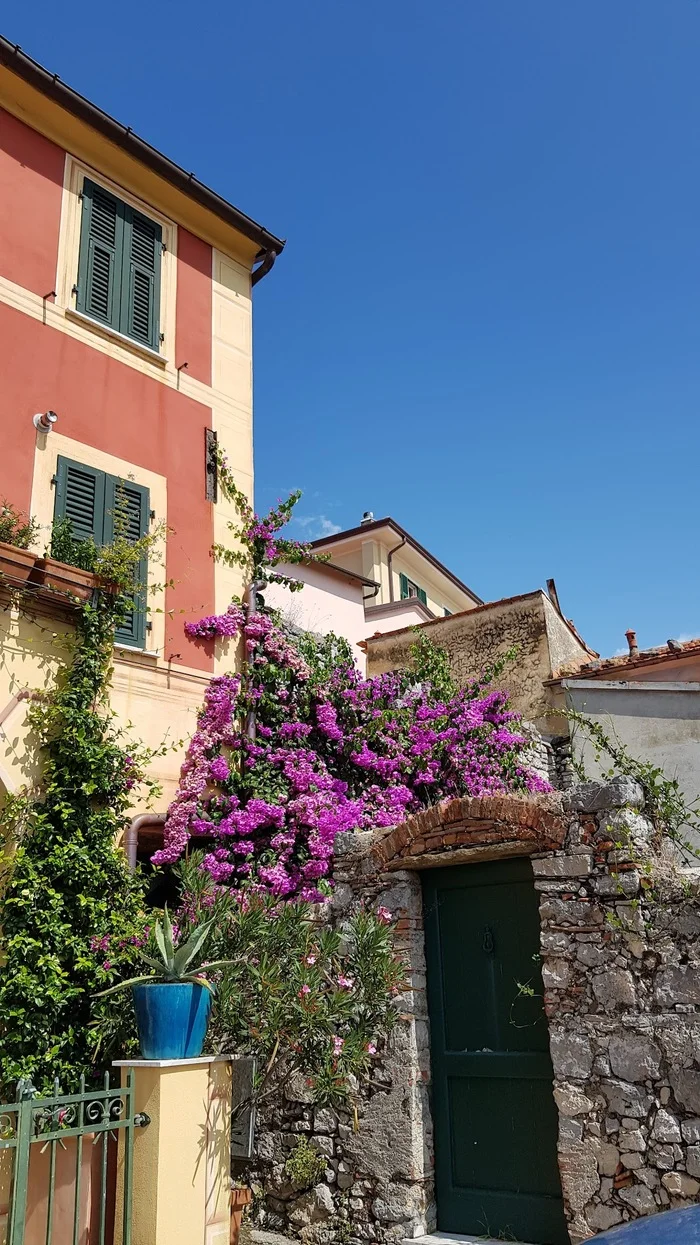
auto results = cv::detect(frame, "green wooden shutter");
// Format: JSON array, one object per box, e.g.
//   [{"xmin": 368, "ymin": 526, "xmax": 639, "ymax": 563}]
[
  {"xmin": 399, "ymin": 573, "xmax": 409, "ymax": 600},
  {"xmin": 54, "ymin": 457, "xmax": 106, "ymax": 544},
  {"xmin": 120, "ymin": 206, "xmax": 162, "ymax": 350},
  {"xmin": 76, "ymin": 179, "xmax": 124, "ymax": 330},
  {"xmin": 417, "ymin": 586, "xmax": 427, "ymax": 606},
  {"xmin": 104, "ymin": 476, "xmax": 150, "ymax": 649}
]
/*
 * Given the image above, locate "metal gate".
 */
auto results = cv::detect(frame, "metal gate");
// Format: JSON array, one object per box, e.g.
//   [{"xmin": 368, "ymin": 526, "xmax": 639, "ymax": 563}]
[{"xmin": 0, "ymin": 1072, "xmax": 149, "ymax": 1245}]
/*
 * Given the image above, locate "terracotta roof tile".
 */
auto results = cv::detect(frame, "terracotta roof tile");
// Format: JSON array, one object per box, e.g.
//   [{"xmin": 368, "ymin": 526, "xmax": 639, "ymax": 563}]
[{"xmin": 561, "ymin": 637, "xmax": 700, "ymax": 680}]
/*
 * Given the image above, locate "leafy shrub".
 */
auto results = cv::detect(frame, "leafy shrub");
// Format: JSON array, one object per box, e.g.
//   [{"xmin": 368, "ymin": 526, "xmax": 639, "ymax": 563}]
[
  {"xmin": 0, "ymin": 518, "xmax": 167, "ymax": 1094},
  {"xmin": 0, "ymin": 501, "xmax": 40, "ymax": 550},
  {"xmin": 285, "ymin": 1137, "xmax": 327, "ymax": 1190},
  {"xmin": 49, "ymin": 516, "xmax": 98, "ymax": 571},
  {"xmin": 152, "ymin": 852, "xmax": 405, "ymax": 1109}
]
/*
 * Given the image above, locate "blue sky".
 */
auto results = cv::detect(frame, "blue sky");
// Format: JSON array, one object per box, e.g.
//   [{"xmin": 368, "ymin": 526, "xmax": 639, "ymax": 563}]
[{"xmin": 5, "ymin": 2, "xmax": 699, "ymax": 657}]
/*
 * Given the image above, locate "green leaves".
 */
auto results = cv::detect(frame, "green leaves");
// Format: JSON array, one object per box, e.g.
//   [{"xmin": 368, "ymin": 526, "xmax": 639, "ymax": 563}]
[
  {"xmin": 0, "ymin": 584, "xmax": 161, "ymax": 1096},
  {"xmin": 162, "ymin": 853, "xmax": 403, "ymax": 1110}
]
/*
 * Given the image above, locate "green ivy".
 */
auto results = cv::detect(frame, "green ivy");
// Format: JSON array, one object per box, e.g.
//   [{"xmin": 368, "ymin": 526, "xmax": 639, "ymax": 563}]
[
  {"xmin": 566, "ymin": 708, "xmax": 700, "ymax": 861},
  {"xmin": 0, "ymin": 528, "xmax": 165, "ymax": 1095}
]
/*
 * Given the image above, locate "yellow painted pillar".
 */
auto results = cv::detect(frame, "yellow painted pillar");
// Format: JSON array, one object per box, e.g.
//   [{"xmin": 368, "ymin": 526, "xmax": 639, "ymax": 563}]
[{"xmin": 113, "ymin": 1056, "xmax": 233, "ymax": 1245}]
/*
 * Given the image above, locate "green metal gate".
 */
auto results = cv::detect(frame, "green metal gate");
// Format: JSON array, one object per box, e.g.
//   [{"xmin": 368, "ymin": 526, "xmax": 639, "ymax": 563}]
[{"xmin": 0, "ymin": 1072, "xmax": 149, "ymax": 1245}]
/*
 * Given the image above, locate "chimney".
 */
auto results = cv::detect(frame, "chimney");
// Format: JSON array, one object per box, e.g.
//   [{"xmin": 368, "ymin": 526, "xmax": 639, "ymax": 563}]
[
  {"xmin": 360, "ymin": 511, "xmax": 374, "ymax": 526},
  {"xmin": 625, "ymin": 629, "xmax": 639, "ymax": 658}
]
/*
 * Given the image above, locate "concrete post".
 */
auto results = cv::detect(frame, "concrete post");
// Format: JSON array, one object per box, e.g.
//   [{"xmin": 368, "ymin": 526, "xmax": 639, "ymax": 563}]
[{"xmin": 113, "ymin": 1056, "xmax": 233, "ymax": 1245}]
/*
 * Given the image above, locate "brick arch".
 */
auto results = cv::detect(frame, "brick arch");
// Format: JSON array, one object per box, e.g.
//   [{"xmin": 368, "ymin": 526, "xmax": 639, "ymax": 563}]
[{"xmin": 370, "ymin": 793, "xmax": 566, "ymax": 872}]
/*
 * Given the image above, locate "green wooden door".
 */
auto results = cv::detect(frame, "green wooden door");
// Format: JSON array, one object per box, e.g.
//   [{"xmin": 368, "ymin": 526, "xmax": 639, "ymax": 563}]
[{"xmin": 423, "ymin": 858, "xmax": 568, "ymax": 1245}]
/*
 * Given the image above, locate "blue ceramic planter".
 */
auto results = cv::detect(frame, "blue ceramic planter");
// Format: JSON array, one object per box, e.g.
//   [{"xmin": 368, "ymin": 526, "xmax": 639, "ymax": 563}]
[
  {"xmin": 132, "ymin": 982, "xmax": 212, "ymax": 1060},
  {"xmin": 592, "ymin": 1205, "xmax": 700, "ymax": 1241}
]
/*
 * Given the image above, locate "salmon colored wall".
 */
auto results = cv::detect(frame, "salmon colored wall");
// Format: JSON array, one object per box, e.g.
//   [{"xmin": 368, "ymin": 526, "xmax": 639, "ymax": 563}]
[
  {"xmin": 176, "ymin": 228, "xmax": 212, "ymax": 386},
  {"xmin": 0, "ymin": 106, "xmax": 64, "ymax": 296},
  {"xmin": 0, "ymin": 301, "xmax": 215, "ymax": 672}
]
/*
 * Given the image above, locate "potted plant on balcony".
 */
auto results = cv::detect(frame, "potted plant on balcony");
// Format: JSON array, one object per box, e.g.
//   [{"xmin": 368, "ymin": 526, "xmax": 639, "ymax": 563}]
[
  {"xmin": 0, "ymin": 502, "xmax": 40, "ymax": 585},
  {"xmin": 96, "ymin": 909, "xmax": 234, "ymax": 1060},
  {"xmin": 33, "ymin": 517, "xmax": 98, "ymax": 601}
]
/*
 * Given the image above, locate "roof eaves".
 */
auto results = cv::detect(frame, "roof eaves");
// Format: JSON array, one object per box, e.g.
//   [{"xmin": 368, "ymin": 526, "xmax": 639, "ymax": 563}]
[
  {"xmin": 311, "ymin": 517, "xmax": 483, "ymax": 605},
  {"xmin": 0, "ymin": 36, "xmax": 285, "ymax": 256}
]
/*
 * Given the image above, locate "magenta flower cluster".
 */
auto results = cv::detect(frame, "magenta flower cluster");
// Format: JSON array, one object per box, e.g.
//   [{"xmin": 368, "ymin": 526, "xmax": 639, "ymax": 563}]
[
  {"xmin": 184, "ymin": 603, "xmax": 246, "ymax": 640},
  {"xmin": 154, "ymin": 606, "xmax": 550, "ymax": 901}
]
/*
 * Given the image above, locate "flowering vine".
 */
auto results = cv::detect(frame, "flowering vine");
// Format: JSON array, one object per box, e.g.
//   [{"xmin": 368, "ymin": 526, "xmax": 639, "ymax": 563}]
[
  {"xmin": 212, "ymin": 448, "xmax": 328, "ymax": 593},
  {"xmin": 155, "ymin": 608, "xmax": 550, "ymax": 898}
]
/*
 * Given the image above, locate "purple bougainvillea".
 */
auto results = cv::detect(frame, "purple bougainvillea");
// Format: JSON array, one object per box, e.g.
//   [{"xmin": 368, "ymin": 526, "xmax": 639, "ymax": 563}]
[
  {"xmin": 184, "ymin": 603, "xmax": 246, "ymax": 640},
  {"xmin": 152, "ymin": 606, "xmax": 550, "ymax": 901}
]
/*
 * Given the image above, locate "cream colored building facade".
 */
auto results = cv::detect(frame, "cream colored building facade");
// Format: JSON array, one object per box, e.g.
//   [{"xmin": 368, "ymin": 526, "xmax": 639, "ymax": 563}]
[{"xmin": 311, "ymin": 515, "xmax": 482, "ymax": 639}]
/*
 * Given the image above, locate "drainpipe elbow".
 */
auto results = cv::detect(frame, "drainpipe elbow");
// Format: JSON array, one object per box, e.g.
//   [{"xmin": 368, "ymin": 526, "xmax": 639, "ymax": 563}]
[
  {"xmin": 124, "ymin": 814, "xmax": 166, "ymax": 871},
  {"xmin": 251, "ymin": 248, "xmax": 278, "ymax": 286}
]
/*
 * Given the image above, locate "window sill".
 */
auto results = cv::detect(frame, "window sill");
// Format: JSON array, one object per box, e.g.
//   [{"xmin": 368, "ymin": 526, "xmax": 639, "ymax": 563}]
[
  {"xmin": 114, "ymin": 645, "xmax": 158, "ymax": 661},
  {"xmin": 65, "ymin": 308, "xmax": 168, "ymax": 367}
]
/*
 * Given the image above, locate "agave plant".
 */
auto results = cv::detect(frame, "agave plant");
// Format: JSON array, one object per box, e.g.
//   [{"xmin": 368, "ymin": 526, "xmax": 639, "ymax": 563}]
[{"xmin": 96, "ymin": 908, "xmax": 233, "ymax": 997}]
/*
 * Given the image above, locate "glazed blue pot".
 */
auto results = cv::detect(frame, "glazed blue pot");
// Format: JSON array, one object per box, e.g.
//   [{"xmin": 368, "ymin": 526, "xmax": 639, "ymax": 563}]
[
  {"xmin": 132, "ymin": 982, "xmax": 212, "ymax": 1060},
  {"xmin": 592, "ymin": 1205, "xmax": 700, "ymax": 1241}
]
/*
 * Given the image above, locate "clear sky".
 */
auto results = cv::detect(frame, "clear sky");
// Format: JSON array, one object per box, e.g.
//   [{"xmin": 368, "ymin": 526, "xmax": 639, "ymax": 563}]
[{"xmin": 4, "ymin": 2, "xmax": 699, "ymax": 657}]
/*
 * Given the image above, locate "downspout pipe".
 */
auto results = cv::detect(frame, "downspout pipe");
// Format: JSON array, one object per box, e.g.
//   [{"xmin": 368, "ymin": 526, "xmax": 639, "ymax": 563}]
[
  {"xmin": 386, "ymin": 537, "xmax": 407, "ymax": 603},
  {"xmin": 251, "ymin": 248, "xmax": 278, "ymax": 286},
  {"xmin": 125, "ymin": 814, "xmax": 166, "ymax": 871}
]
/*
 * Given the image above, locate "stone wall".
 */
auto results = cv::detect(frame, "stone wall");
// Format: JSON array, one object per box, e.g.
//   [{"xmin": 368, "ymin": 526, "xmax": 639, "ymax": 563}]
[
  {"xmin": 247, "ymin": 783, "xmax": 700, "ymax": 1245},
  {"xmin": 537, "ymin": 776, "xmax": 700, "ymax": 1242},
  {"xmin": 364, "ymin": 591, "xmax": 590, "ymax": 733},
  {"xmin": 246, "ymin": 832, "xmax": 433, "ymax": 1244}
]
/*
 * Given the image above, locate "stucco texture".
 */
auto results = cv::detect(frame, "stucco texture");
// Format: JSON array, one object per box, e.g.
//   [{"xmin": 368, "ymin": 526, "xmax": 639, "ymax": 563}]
[{"xmin": 367, "ymin": 591, "xmax": 590, "ymax": 732}]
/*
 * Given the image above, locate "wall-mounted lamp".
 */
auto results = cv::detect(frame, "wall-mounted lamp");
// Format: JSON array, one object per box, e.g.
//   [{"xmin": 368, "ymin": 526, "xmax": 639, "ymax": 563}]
[{"xmin": 33, "ymin": 410, "xmax": 58, "ymax": 433}]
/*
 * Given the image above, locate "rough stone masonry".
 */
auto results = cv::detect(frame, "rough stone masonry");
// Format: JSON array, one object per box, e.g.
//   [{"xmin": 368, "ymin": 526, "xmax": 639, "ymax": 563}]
[{"xmin": 246, "ymin": 778, "xmax": 700, "ymax": 1245}]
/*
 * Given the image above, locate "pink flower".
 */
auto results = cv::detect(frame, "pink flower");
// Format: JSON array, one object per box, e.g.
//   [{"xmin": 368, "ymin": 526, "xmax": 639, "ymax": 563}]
[
  {"xmin": 366, "ymin": 1042, "xmax": 377, "ymax": 1055},
  {"xmin": 376, "ymin": 907, "xmax": 393, "ymax": 925},
  {"xmin": 299, "ymin": 984, "xmax": 311, "ymax": 998},
  {"xmin": 304, "ymin": 954, "xmax": 317, "ymax": 965},
  {"xmin": 332, "ymin": 1036, "xmax": 344, "ymax": 1057},
  {"xmin": 337, "ymin": 975, "xmax": 354, "ymax": 990}
]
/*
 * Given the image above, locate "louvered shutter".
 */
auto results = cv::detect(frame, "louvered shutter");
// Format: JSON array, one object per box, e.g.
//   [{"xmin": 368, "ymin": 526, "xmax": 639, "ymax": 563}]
[
  {"xmin": 104, "ymin": 476, "xmax": 150, "ymax": 649},
  {"xmin": 54, "ymin": 457, "xmax": 106, "ymax": 545},
  {"xmin": 417, "ymin": 586, "xmax": 427, "ymax": 606},
  {"xmin": 120, "ymin": 206, "xmax": 162, "ymax": 350},
  {"xmin": 76, "ymin": 179, "xmax": 124, "ymax": 330},
  {"xmin": 399, "ymin": 573, "xmax": 409, "ymax": 600}
]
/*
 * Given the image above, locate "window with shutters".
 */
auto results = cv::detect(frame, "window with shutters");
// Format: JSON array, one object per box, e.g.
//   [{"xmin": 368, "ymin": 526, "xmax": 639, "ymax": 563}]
[
  {"xmin": 54, "ymin": 456, "xmax": 150, "ymax": 649},
  {"xmin": 399, "ymin": 572, "xmax": 427, "ymax": 607},
  {"xmin": 75, "ymin": 178, "xmax": 162, "ymax": 352}
]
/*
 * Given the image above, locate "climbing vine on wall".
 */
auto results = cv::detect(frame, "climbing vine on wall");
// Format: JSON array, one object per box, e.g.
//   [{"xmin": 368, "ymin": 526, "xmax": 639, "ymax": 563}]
[
  {"xmin": 566, "ymin": 707, "xmax": 700, "ymax": 861},
  {"xmin": 0, "ymin": 527, "xmax": 166, "ymax": 1093}
]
